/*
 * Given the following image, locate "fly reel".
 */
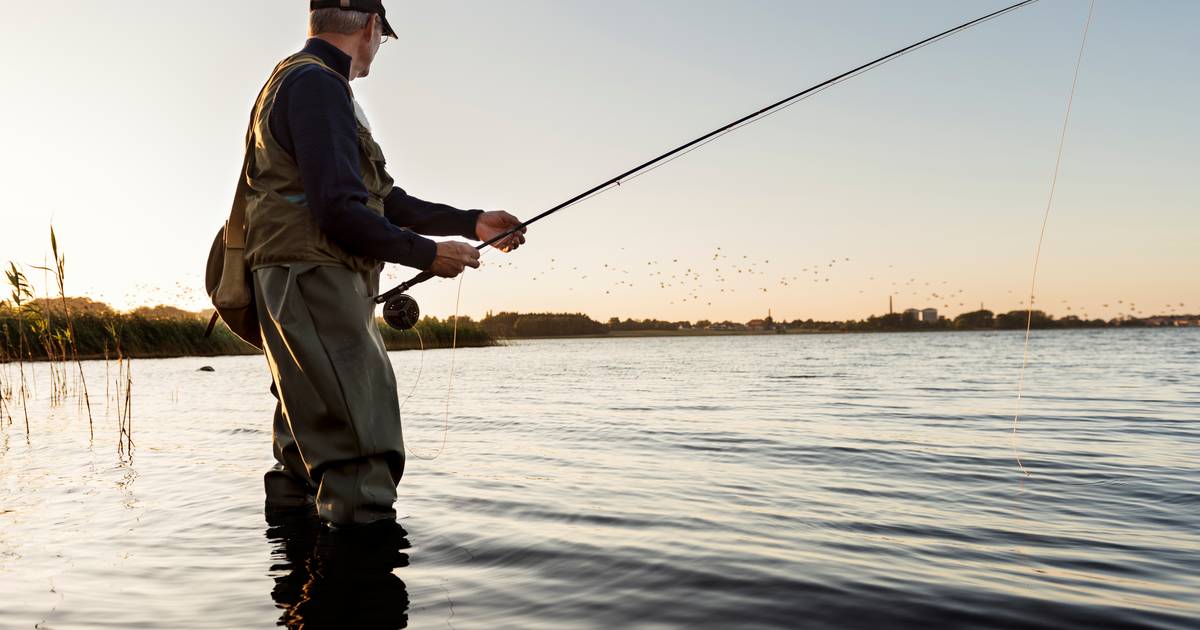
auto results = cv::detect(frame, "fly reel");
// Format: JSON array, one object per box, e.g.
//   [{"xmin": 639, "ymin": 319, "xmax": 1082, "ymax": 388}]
[{"xmin": 382, "ymin": 293, "xmax": 421, "ymax": 330}]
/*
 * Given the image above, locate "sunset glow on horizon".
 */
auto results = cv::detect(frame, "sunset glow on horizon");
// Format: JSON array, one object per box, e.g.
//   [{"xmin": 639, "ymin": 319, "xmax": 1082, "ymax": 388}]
[{"xmin": 1, "ymin": 1, "xmax": 1195, "ymax": 323}]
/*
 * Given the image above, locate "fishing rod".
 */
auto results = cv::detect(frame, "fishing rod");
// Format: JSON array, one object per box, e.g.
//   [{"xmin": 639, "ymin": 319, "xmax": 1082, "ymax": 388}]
[{"xmin": 375, "ymin": 0, "xmax": 1041, "ymax": 330}]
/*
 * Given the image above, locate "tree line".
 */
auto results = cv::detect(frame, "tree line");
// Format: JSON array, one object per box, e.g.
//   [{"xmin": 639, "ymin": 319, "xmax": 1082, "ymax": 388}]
[{"xmin": 477, "ymin": 308, "xmax": 1186, "ymax": 339}]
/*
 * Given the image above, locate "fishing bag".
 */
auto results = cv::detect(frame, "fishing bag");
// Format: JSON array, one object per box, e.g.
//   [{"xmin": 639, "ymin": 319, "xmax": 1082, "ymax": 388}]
[{"xmin": 204, "ymin": 104, "xmax": 262, "ymax": 350}]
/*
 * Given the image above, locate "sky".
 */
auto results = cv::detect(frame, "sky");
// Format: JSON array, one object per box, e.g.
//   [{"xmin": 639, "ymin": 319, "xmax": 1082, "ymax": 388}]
[{"xmin": 0, "ymin": 0, "xmax": 1196, "ymax": 323}]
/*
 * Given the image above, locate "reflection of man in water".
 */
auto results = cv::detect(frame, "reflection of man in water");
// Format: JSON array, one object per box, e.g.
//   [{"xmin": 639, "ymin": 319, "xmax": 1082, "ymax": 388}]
[
  {"xmin": 268, "ymin": 511, "xmax": 411, "ymax": 628},
  {"xmin": 247, "ymin": 0, "xmax": 526, "ymax": 527}
]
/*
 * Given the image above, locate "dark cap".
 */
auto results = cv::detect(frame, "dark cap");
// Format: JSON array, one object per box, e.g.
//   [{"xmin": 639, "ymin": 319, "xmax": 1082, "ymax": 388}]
[{"xmin": 310, "ymin": 0, "xmax": 396, "ymax": 38}]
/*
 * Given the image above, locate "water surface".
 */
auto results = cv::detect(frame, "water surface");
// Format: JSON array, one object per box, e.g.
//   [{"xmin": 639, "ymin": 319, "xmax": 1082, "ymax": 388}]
[{"xmin": 1, "ymin": 329, "xmax": 1197, "ymax": 628}]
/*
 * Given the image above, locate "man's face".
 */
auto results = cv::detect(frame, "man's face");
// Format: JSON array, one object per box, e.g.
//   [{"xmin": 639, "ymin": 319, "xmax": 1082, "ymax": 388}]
[{"xmin": 356, "ymin": 16, "xmax": 384, "ymax": 78}]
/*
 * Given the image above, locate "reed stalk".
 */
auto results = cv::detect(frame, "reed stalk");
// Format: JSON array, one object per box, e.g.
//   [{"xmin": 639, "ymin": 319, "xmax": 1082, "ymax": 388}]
[
  {"xmin": 121, "ymin": 357, "xmax": 133, "ymax": 458},
  {"xmin": 44, "ymin": 227, "xmax": 93, "ymax": 437},
  {"xmin": 0, "ymin": 330, "xmax": 10, "ymax": 426},
  {"xmin": 0, "ymin": 325, "xmax": 16, "ymax": 427},
  {"xmin": 108, "ymin": 322, "xmax": 133, "ymax": 459},
  {"xmin": 104, "ymin": 339, "xmax": 110, "ymax": 417}
]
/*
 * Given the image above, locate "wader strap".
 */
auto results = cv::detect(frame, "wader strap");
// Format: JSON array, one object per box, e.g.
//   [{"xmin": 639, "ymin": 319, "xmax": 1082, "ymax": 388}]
[{"xmin": 204, "ymin": 311, "xmax": 219, "ymax": 338}]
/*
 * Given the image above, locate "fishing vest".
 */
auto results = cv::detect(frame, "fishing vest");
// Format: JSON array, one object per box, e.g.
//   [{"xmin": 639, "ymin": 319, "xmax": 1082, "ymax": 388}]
[{"xmin": 243, "ymin": 53, "xmax": 394, "ymax": 273}]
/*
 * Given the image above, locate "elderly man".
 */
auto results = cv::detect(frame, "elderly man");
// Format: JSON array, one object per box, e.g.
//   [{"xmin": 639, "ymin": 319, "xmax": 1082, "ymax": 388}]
[{"xmin": 244, "ymin": 0, "xmax": 525, "ymax": 528}]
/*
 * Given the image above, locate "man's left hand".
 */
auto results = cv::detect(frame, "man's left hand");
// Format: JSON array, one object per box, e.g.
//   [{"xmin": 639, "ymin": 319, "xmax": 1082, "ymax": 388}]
[{"xmin": 476, "ymin": 210, "xmax": 527, "ymax": 252}]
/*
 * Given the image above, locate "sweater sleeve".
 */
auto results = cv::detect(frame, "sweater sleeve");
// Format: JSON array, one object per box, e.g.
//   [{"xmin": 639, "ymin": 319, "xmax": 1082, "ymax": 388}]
[
  {"xmin": 278, "ymin": 67, "xmax": 437, "ymax": 271},
  {"xmin": 384, "ymin": 187, "xmax": 482, "ymax": 239}
]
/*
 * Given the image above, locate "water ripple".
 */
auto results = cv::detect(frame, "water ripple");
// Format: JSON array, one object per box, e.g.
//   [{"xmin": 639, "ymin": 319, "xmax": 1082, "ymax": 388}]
[{"xmin": 1, "ymin": 328, "xmax": 1197, "ymax": 628}]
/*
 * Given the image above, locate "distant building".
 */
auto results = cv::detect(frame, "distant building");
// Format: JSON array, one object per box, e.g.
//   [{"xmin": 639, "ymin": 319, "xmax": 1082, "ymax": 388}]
[
  {"xmin": 747, "ymin": 310, "xmax": 777, "ymax": 332},
  {"xmin": 900, "ymin": 307, "xmax": 938, "ymax": 323}
]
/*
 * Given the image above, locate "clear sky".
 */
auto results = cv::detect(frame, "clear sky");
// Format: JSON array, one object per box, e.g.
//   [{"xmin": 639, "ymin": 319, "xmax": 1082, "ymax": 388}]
[{"xmin": 1, "ymin": 1, "xmax": 1196, "ymax": 322}]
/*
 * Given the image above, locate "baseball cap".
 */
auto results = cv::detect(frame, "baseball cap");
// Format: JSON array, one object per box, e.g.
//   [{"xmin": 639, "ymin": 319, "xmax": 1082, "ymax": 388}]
[{"xmin": 310, "ymin": 0, "xmax": 397, "ymax": 38}]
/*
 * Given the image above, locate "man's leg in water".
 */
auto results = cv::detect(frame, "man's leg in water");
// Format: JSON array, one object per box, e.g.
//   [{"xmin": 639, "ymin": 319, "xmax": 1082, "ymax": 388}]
[
  {"xmin": 264, "ymin": 382, "xmax": 315, "ymax": 510},
  {"xmin": 254, "ymin": 263, "xmax": 406, "ymax": 526}
]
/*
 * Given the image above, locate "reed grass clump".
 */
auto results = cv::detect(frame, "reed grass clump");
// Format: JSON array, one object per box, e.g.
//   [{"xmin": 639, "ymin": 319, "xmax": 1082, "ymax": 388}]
[
  {"xmin": 30, "ymin": 226, "xmax": 94, "ymax": 435},
  {"xmin": 3, "ymin": 262, "xmax": 34, "ymax": 433},
  {"xmin": 376, "ymin": 315, "xmax": 495, "ymax": 350},
  {"xmin": 0, "ymin": 310, "xmax": 259, "ymax": 361},
  {"xmin": 0, "ymin": 325, "xmax": 14, "ymax": 426}
]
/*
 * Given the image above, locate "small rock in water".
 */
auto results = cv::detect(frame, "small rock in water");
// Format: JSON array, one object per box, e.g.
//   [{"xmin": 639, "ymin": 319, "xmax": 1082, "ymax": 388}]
[{"xmin": 198, "ymin": 366, "xmax": 215, "ymax": 372}]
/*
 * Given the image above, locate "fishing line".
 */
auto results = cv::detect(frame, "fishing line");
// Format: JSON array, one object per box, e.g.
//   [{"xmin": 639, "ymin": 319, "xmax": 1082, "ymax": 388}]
[
  {"xmin": 1011, "ymin": 0, "xmax": 1095, "ymax": 477},
  {"xmin": 400, "ymin": 272, "xmax": 465, "ymax": 461},
  {"xmin": 396, "ymin": 327, "xmax": 424, "ymax": 421}
]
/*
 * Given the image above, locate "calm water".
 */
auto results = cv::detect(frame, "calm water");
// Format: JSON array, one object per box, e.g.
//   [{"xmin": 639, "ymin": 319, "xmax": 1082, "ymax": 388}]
[{"xmin": 0, "ymin": 329, "xmax": 1197, "ymax": 629}]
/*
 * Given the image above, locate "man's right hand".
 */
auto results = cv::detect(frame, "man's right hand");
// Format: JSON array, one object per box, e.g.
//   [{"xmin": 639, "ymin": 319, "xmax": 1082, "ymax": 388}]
[{"xmin": 428, "ymin": 241, "xmax": 481, "ymax": 278}]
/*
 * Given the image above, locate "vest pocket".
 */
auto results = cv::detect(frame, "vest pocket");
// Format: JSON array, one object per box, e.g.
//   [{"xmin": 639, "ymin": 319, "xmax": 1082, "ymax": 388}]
[
  {"xmin": 358, "ymin": 129, "xmax": 389, "ymax": 215},
  {"xmin": 358, "ymin": 129, "xmax": 387, "ymax": 165}
]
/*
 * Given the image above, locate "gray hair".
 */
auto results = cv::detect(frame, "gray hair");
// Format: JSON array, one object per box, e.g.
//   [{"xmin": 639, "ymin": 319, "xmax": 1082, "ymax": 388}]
[{"xmin": 309, "ymin": 8, "xmax": 372, "ymax": 36}]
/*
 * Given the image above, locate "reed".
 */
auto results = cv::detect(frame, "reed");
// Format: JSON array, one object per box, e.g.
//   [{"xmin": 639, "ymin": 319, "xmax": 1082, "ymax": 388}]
[
  {"xmin": 107, "ymin": 322, "xmax": 133, "ymax": 461},
  {"xmin": 0, "ymin": 328, "xmax": 10, "ymax": 426},
  {"xmin": 4, "ymin": 263, "xmax": 33, "ymax": 434},
  {"xmin": 36, "ymin": 227, "xmax": 94, "ymax": 436}
]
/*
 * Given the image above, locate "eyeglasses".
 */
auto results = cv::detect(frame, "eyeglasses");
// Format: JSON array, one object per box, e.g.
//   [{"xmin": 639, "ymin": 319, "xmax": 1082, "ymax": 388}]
[{"xmin": 376, "ymin": 21, "xmax": 392, "ymax": 45}]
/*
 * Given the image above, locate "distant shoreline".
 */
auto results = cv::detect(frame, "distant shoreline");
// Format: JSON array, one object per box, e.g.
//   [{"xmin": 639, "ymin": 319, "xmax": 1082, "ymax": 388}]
[
  {"xmin": 3, "ymin": 324, "xmax": 1192, "ymax": 364},
  {"xmin": 495, "ymin": 325, "xmax": 1195, "ymax": 342},
  {"xmin": 4, "ymin": 302, "xmax": 1195, "ymax": 365}
]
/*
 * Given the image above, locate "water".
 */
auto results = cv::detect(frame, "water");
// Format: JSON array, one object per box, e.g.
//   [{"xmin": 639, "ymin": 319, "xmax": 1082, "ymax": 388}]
[{"xmin": 1, "ymin": 329, "xmax": 1197, "ymax": 629}]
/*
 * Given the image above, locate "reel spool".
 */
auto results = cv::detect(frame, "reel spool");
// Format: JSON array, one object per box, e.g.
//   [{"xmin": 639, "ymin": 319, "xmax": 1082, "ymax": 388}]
[{"xmin": 382, "ymin": 293, "xmax": 421, "ymax": 330}]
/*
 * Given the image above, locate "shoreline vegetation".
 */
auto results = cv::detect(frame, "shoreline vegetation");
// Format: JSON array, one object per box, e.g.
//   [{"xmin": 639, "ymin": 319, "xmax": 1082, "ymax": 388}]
[
  {"xmin": 2, "ymin": 299, "xmax": 1195, "ymax": 364},
  {"xmin": 0, "ymin": 298, "xmax": 492, "ymax": 363}
]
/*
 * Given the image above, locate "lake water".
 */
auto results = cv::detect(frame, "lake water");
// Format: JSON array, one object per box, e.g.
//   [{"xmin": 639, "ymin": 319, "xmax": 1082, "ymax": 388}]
[{"xmin": 1, "ymin": 329, "xmax": 1197, "ymax": 629}]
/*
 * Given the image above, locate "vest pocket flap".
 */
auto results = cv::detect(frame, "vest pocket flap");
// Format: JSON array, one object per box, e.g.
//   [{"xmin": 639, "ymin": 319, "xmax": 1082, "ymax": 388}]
[{"xmin": 358, "ymin": 131, "xmax": 387, "ymax": 164}]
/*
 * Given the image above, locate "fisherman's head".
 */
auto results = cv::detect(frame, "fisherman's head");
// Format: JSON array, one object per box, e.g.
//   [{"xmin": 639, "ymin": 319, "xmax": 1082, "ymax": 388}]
[{"xmin": 309, "ymin": 0, "xmax": 397, "ymax": 79}]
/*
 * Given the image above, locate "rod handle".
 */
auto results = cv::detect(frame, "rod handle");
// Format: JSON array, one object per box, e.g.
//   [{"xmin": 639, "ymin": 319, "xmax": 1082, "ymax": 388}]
[{"xmin": 374, "ymin": 270, "xmax": 434, "ymax": 304}]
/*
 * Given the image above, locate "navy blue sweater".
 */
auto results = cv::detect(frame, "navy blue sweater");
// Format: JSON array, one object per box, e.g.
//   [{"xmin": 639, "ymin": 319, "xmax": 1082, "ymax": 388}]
[{"xmin": 269, "ymin": 38, "xmax": 481, "ymax": 270}]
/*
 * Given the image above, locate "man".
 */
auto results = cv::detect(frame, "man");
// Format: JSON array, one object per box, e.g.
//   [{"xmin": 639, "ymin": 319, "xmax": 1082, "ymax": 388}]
[{"xmin": 244, "ymin": 0, "xmax": 526, "ymax": 528}]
